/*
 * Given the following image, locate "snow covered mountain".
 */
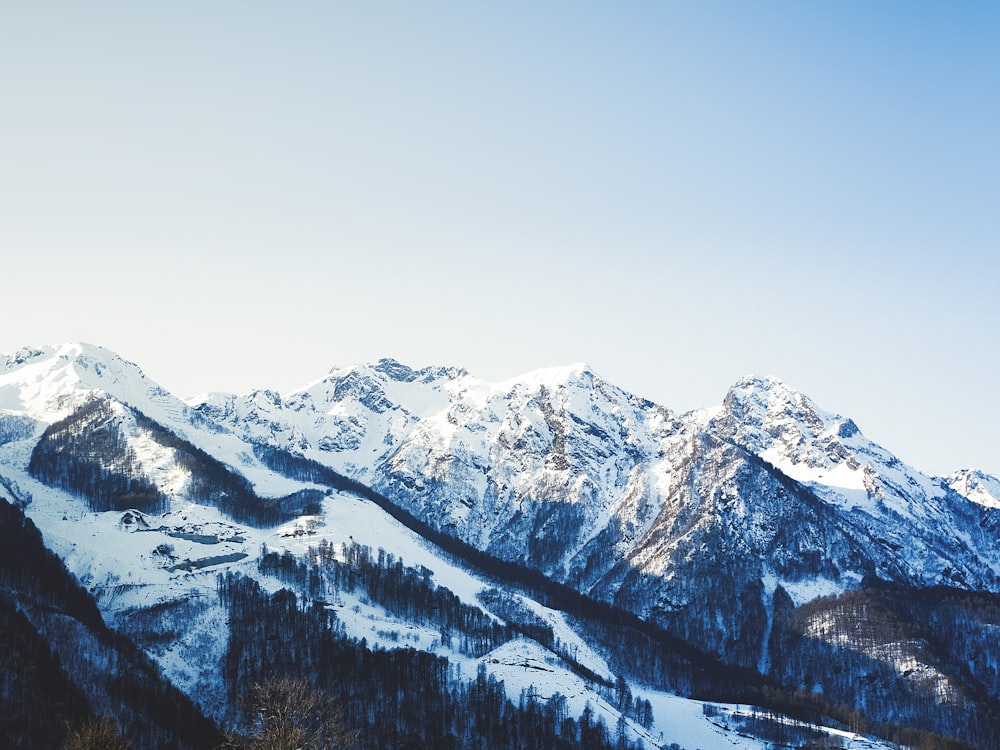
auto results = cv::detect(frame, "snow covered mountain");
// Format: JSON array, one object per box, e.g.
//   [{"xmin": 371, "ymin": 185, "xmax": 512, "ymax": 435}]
[
  {"xmin": 193, "ymin": 357, "xmax": 1000, "ymax": 658},
  {"xmin": 3, "ymin": 342, "xmax": 999, "ymax": 749},
  {"xmin": 947, "ymin": 468, "xmax": 1000, "ymax": 510},
  {"xmin": 0, "ymin": 343, "xmax": 305, "ymax": 497}
]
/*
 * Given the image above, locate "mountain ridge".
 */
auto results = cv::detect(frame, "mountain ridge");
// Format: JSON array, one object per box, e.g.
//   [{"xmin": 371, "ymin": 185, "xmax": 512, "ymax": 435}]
[{"xmin": 4, "ymin": 341, "xmax": 1000, "ymax": 749}]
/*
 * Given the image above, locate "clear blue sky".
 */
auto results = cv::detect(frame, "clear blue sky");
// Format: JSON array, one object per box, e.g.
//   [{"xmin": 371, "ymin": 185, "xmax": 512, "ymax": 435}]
[{"xmin": 2, "ymin": 2, "xmax": 998, "ymax": 476}]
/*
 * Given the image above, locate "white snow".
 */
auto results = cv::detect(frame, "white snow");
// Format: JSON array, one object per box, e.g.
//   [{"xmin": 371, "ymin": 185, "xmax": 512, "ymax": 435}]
[
  {"xmin": 779, "ymin": 575, "xmax": 856, "ymax": 608},
  {"xmin": 128, "ymin": 426, "xmax": 193, "ymax": 498}
]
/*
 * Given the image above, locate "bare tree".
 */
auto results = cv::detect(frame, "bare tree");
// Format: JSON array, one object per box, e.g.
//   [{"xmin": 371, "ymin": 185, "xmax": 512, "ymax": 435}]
[
  {"xmin": 225, "ymin": 676, "xmax": 357, "ymax": 750},
  {"xmin": 61, "ymin": 717, "xmax": 131, "ymax": 750}
]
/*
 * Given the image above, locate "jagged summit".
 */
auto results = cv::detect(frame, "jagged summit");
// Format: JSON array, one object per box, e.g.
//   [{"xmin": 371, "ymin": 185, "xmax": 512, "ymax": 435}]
[
  {"xmin": 709, "ymin": 373, "xmax": 866, "ymax": 472},
  {"xmin": 322, "ymin": 357, "xmax": 469, "ymax": 384},
  {"xmin": 719, "ymin": 374, "xmax": 845, "ymax": 429},
  {"xmin": 500, "ymin": 361, "xmax": 597, "ymax": 388},
  {"xmin": 947, "ymin": 468, "xmax": 1000, "ymax": 509},
  {"xmin": 2, "ymin": 344, "xmax": 49, "ymax": 370},
  {"xmin": 324, "ymin": 357, "xmax": 422, "ymax": 382}
]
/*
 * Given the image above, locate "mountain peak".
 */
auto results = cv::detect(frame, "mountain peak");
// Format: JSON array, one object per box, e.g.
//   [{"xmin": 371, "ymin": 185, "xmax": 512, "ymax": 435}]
[
  {"xmin": 721, "ymin": 374, "xmax": 828, "ymax": 426},
  {"xmin": 723, "ymin": 375, "xmax": 863, "ymax": 434},
  {"xmin": 3, "ymin": 342, "xmax": 144, "ymax": 373},
  {"xmin": 507, "ymin": 362, "xmax": 596, "ymax": 391},
  {"xmin": 0, "ymin": 342, "xmax": 166, "ymax": 424},
  {"xmin": 371, "ymin": 358, "xmax": 419, "ymax": 383},
  {"xmin": 2, "ymin": 345, "xmax": 49, "ymax": 371},
  {"xmin": 727, "ymin": 374, "xmax": 806, "ymax": 404},
  {"xmin": 732, "ymin": 373, "xmax": 788, "ymax": 390},
  {"xmin": 709, "ymin": 374, "xmax": 869, "ymax": 472},
  {"xmin": 947, "ymin": 469, "xmax": 1000, "ymax": 509},
  {"xmin": 322, "ymin": 358, "xmax": 469, "ymax": 386}
]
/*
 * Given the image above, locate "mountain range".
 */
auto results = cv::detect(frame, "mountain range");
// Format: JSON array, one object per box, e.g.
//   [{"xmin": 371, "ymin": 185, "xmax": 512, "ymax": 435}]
[{"xmin": 2, "ymin": 342, "xmax": 999, "ymax": 749}]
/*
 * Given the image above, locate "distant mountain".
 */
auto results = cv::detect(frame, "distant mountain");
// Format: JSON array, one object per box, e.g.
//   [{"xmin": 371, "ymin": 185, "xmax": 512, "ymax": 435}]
[{"xmin": 3, "ymin": 343, "xmax": 999, "ymax": 749}]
